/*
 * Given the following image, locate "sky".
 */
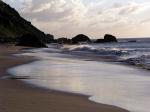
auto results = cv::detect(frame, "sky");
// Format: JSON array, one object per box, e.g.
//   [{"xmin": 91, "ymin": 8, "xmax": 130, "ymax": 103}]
[{"xmin": 3, "ymin": 0, "xmax": 150, "ymax": 38}]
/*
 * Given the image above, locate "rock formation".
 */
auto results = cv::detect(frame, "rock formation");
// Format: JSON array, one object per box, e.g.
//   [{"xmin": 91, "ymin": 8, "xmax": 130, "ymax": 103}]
[{"xmin": 72, "ymin": 34, "xmax": 91, "ymax": 44}]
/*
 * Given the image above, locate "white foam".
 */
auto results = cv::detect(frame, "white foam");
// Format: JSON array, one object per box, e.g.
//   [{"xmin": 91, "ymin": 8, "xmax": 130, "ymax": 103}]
[
  {"xmin": 61, "ymin": 43, "xmax": 150, "ymax": 70},
  {"xmin": 69, "ymin": 45, "xmax": 97, "ymax": 51},
  {"xmin": 61, "ymin": 44, "xmax": 128, "ymax": 57}
]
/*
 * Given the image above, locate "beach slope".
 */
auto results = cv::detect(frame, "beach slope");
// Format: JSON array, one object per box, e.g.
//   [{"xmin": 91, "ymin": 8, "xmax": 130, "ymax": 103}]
[{"xmin": 0, "ymin": 45, "xmax": 129, "ymax": 112}]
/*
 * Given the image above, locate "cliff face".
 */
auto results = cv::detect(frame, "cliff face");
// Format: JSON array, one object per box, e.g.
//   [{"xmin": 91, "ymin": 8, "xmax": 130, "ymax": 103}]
[{"xmin": 0, "ymin": 0, "xmax": 47, "ymax": 41}]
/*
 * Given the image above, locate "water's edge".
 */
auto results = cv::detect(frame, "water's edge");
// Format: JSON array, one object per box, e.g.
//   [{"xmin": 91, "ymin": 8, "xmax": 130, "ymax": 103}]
[
  {"xmin": 7, "ymin": 46, "xmax": 150, "ymax": 112},
  {"xmin": 6, "ymin": 56, "xmax": 130, "ymax": 112}
]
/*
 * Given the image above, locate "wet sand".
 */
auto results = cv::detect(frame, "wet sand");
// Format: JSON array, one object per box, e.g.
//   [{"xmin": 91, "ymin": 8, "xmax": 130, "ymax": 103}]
[{"xmin": 0, "ymin": 44, "xmax": 129, "ymax": 112}]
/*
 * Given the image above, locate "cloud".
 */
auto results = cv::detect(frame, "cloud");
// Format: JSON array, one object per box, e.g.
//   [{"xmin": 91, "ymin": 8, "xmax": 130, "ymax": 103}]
[
  {"xmin": 32, "ymin": 3, "xmax": 51, "ymax": 13},
  {"xmin": 20, "ymin": 0, "xmax": 87, "ymax": 23},
  {"xmin": 140, "ymin": 18, "xmax": 150, "ymax": 24},
  {"xmin": 3, "ymin": 0, "xmax": 150, "ymax": 38},
  {"xmin": 118, "ymin": 2, "xmax": 140, "ymax": 15}
]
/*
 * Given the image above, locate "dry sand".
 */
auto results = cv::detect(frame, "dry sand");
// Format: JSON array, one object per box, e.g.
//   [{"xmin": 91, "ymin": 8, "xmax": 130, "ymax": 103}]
[{"xmin": 0, "ymin": 44, "xmax": 129, "ymax": 112}]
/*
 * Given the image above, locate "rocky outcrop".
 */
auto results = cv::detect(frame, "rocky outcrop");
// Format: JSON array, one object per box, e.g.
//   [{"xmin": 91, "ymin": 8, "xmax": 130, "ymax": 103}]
[
  {"xmin": 72, "ymin": 34, "xmax": 91, "ymax": 44},
  {"xmin": 95, "ymin": 34, "xmax": 118, "ymax": 43},
  {"xmin": 56, "ymin": 37, "xmax": 71, "ymax": 44},
  {"xmin": 0, "ymin": 1, "xmax": 53, "ymax": 44},
  {"xmin": 0, "ymin": 36, "xmax": 17, "ymax": 43},
  {"xmin": 44, "ymin": 34, "xmax": 55, "ymax": 43},
  {"xmin": 16, "ymin": 34, "xmax": 47, "ymax": 48},
  {"xmin": 104, "ymin": 34, "xmax": 117, "ymax": 42}
]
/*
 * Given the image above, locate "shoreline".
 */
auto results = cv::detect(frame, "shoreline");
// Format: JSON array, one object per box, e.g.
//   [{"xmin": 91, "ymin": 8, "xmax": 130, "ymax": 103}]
[{"xmin": 0, "ymin": 44, "xmax": 129, "ymax": 112}]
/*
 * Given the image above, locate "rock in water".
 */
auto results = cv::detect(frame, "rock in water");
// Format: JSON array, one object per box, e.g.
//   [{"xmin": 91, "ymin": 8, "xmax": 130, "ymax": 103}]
[
  {"xmin": 72, "ymin": 34, "xmax": 91, "ymax": 44},
  {"xmin": 56, "ymin": 37, "xmax": 71, "ymax": 44},
  {"xmin": 95, "ymin": 39, "xmax": 105, "ymax": 43},
  {"xmin": 95, "ymin": 34, "xmax": 118, "ymax": 43},
  {"xmin": 104, "ymin": 34, "xmax": 118, "ymax": 42},
  {"xmin": 16, "ymin": 34, "xmax": 47, "ymax": 48}
]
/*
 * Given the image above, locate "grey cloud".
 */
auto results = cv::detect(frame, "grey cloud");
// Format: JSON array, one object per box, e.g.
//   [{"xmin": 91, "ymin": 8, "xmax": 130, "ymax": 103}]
[
  {"xmin": 23, "ymin": 8, "xmax": 73, "ymax": 22},
  {"xmin": 111, "ymin": 2, "xmax": 124, "ymax": 8},
  {"xmin": 100, "ymin": 18, "xmax": 119, "ymax": 23},
  {"xmin": 140, "ymin": 18, "xmax": 150, "ymax": 24},
  {"xmin": 20, "ymin": 0, "xmax": 75, "ymax": 22},
  {"xmin": 118, "ymin": 3, "xmax": 140, "ymax": 15}
]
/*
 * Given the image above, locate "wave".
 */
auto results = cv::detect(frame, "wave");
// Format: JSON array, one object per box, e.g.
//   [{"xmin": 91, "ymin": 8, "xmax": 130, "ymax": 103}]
[
  {"xmin": 124, "ymin": 55, "xmax": 150, "ymax": 70},
  {"xmin": 69, "ymin": 45, "xmax": 97, "ymax": 52},
  {"xmin": 60, "ymin": 44, "xmax": 150, "ymax": 70},
  {"xmin": 61, "ymin": 45, "xmax": 128, "ymax": 56}
]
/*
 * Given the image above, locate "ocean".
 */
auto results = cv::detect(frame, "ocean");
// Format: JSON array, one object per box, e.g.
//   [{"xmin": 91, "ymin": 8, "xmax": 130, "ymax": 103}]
[{"xmin": 8, "ymin": 38, "xmax": 150, "ymax": 112}]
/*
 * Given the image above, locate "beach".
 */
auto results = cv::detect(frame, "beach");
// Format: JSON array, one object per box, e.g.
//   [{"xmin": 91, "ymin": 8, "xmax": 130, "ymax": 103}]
[
  {"xmin": 1, "ymin": 1, "xmax": 150, "ymax": 112},
  {"xmin": 0, "ymin": 45, "xmax": 129, "ymax": 112}
]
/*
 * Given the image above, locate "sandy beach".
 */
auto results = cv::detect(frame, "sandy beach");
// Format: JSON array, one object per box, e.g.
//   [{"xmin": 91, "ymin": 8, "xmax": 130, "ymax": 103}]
[{"xmin": 0, "ymin": 44, "xmax": 129, "ymax": 112}]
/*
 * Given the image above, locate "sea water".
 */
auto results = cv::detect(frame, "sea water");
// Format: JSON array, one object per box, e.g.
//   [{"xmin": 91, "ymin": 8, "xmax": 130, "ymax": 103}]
[{"xmin": 8, "ymin": 38, "xmax": 150, "ymax": 112}]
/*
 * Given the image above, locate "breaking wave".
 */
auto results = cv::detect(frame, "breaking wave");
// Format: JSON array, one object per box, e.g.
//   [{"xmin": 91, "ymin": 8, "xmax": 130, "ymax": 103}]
[
  {"xmin": 60, "ymin": 40, "xmax": 150, "ymax": 70},
  {"xmin": 61, "ymin": 45, "xmax": 128, "ymax": 56}
]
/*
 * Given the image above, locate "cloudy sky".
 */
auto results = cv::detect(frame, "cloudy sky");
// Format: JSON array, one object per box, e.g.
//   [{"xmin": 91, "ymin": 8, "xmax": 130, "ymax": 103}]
[{"xmin": 3, "ymin": 0, "xmax": 150, "ymax": 38}]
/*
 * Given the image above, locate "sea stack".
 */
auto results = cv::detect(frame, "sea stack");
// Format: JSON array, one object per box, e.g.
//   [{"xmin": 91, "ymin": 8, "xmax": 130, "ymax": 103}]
[
  {"xmin": 72, "ymin": 34, "xmax": 91, "ymax": 44},
  {"xmin": 95, "ymin": 34, "xmax": 118, "ymax": 43},
  {"xmin": 104, "ymin": 34, "xmax": 118, "ymax": 42}
]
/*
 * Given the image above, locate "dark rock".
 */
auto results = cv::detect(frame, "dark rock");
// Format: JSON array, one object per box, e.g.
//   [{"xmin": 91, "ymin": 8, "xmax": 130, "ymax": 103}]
[
  {"xmin": 0, "ymin": 1, "xmax": 50, "ymax": 43},
  {"xmin": 95, "ymin": 39, "xmax": 105, "ymax": 43},
  {"xmin": 0, "ymin": 36, "xmax": 16, "ymax": 43},
  {"xmin": 57, "ymin": 37, "xmax": 71, "ymax": 44},
  {"xmin": 44, "ymin": 34, "xmax": 55, "ymax": 43},
  {"xmin": 72, "ymin": 34, "xmax": 91, "ymax": 44},
  {"xmin": 16, "ymin": 34, "xmax": 47, "ymax": 48},
  {"xmin": 95, "ymin": 34, "xmax": 118, "ymax": 43},
  {"xmin": 104, "ymin": 34, "xmax": 117, "ymax": 42}
]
